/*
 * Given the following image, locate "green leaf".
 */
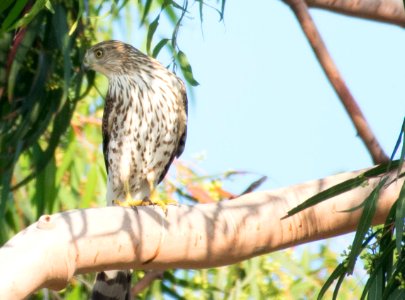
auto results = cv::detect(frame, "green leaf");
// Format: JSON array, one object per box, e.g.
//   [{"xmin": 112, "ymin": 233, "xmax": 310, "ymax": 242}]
[
  {"xmin": 177, "ymin": 50, "xmax": 199, "ymax": 86},
  {"xmin": 360, "ymin": 240, "xmax": 395, "ymax": 299},
  {"xmin": 8, "ymin": 0, "xmax": 47, "ymax": 31},
  {"xmin": 45, "ymin": 0, "xmax": 54, "ymax": 13},
  {"xmin": 395, "ymin": 182, "xmax": 405, "ymax": 255},
  {"xmin": 332, "ymin": 272, "xmax": 346, "ymax": 300},
  {"xmin": 0, "ymin": 0, "xmax": 15, "ymax": 15},
  {"xmin": 7, "ymin": 14, "xmax": 42, "ymax": 102},
  {"xmin": 346, "ymin": 177, "xmax": 388, "ymax": 274},
  {"xmin": 284, "ymin": 161, "xmax": 400, "ymax": 218},
  {"xmin": 368, "ymin": 267, "xmax": 384, "ymax": 300},
  {"xmin": 0, "ymin": 141, "xmax": 23, "ymax": 218},
  {"xmin": 31, "ymin": 153, "xmax": 57, "ymax": 216},
  {"xmin": 1, "ymin": 0, "xmax": 29, "ymax": 32},
  {"xmin": 141, "ymin": 0, "xmax": 153, "ymax": 25},
  {"xmin": 317, "ymin": 263, "xmax": 346, "ymax": 300},
  {"xmin": 390, "ymin": 117, "xmax": 405, "ymax": 174},
  {"xmin": 146, "ymin": 15, "xmax": 160, "ymax": 56},
  {"xmin": 220, "ymin": 0, "xmax": 226, "ymax": 20},
  {"xmin": 68, "ymin": 1, "xmax": 84, "ymax": 36},
  {"xmin": 152, "ymin": 38, "xmax": 169, "ymax": 58}
]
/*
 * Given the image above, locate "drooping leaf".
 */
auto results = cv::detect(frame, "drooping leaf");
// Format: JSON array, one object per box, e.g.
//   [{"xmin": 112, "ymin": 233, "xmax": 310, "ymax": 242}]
[
  {"xmin": 140, "ymin": 0, "xmax": 153, "ymax": 25},
  {"xmin": 395, "ymin": 182, "xmax": 405, "ymax": 255},
  {"xmin": 146, "ymin": 15, "xmax": 160, "ymax": 56},
  {"xmin": 0, "ymin": 0, "xmax": 15, "ymax": 15},
  {"xmin": 346, "ymin": 177, "xmax": 388, "ymax": 274},
  {"xmin": 177, "ymin": 50, "xmax": 199, "ymax": 86},
  {"xmin": 284, "ymin": 161, "xmax": 400, "ymax": 218},
  {"xmin": 8, "ymin": 0, "xmax": 48, "ymax": 32},
  {"xmin": 0, "ymin": 0, "xmax": 29, "ymax": 32},
  {"xmin": 152, "ymin": 38, "xmax": 169, "ymax": 58}
]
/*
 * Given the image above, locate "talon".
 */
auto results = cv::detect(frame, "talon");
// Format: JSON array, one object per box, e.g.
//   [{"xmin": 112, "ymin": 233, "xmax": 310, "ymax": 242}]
[
  {"xmin": 113, "ymin": 191, "xmax": 144, "ymax": 207},
  {"xmin": 113, "ymin": 198, "xmax": 144, "ymax": 207},
  {"xmin": 142, "ymin": 194, "xmax": 167, "ymax": 214}
]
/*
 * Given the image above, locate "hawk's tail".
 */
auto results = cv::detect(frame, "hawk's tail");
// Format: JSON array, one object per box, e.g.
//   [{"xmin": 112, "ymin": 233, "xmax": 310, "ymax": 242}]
[{"xmin": 91, "ymin": 270, "xmax": 132, "ymax": 300}]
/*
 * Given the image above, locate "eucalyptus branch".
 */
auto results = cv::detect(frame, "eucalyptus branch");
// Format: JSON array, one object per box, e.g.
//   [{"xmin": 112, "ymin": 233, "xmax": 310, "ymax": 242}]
[{"xmin": 0, "ymin": 166, "xmax": 403, "ymax": 299}]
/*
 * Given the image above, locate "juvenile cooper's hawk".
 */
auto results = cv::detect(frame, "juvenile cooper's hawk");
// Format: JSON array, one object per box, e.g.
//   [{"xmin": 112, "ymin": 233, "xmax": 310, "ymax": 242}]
[{"xmin": 83, "ymin": 40, "xmax": 188, "ymax": 299}]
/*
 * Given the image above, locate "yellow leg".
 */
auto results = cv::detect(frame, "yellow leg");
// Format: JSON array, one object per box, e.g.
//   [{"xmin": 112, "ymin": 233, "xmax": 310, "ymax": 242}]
[
  {"xmin": 113, "ymin": 175, "xmax": 178, "ymax": 213},
  {"xmin": 146, "ymin": 173, "xmax": 168, "ymax": 213},
  {"xmin": 113, "ymin": 181, "xmax": 144, "ymax": 207},
  {"xmin": 146, "ymin": 172, "xmax": 177, "ymax": 214}
]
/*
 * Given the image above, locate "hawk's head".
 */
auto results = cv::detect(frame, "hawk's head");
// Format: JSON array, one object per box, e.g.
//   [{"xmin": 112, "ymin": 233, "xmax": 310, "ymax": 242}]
[{"xmin": 83, "ymin": 40, "xmax": 149, "ymax": 78}]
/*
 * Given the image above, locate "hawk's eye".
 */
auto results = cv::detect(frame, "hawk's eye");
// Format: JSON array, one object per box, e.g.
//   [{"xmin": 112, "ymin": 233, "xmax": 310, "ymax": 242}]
[{"xmin": 95, "ymin": 49, "xmax": 104, "ymax": 58}]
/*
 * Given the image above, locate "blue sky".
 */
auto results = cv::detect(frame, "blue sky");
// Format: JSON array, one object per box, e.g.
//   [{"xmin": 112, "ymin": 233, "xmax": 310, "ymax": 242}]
[
  {"xmin": 111, "ymin": 0, "xmax": 404, "ymax": 262},
  {"xmin": 172, "ymin": 1, "xmax": 404, "ymax": 189}
]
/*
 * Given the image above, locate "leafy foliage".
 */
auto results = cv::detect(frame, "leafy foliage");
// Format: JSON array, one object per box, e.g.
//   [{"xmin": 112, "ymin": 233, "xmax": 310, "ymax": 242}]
[
  {"xmin": 1, "ymin": 0, "xmax": 403, "ymax": 299},
  {"xmin": 286, "ymin": 118, "xmax": 405, "ymax": 299},
  {"xmin": 0, "ymin": 0, "xmax": 222, "ymax": 243}
]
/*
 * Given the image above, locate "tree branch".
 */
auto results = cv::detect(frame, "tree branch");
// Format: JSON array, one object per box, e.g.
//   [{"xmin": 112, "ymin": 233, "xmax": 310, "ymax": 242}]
[
  {"xmin": 306, "ymin": 0, "xmax": 405, "ymax": 27},
  {"xmin": 284, "ymin": 0, "xmax": 389, "ymax": 164},
  {"xmin": 0, "ymin": 167, "xmax": 403, "ymax": 299},
  {"xmin": 131, "ymin": 270, "xmax": 164, "ymax": 295}
]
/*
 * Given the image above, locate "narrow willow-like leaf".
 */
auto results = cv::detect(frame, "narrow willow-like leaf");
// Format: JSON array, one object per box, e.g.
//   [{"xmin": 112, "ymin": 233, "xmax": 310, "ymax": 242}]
[
  {"xmin": 141, "ymin": 0, "xmax": 153, "ymax": 25},
  {"xmin": 1, "ymin": 0, "xmax": 29, "ymax": 32},
  {"xmin": 359, "ymin": 239, "xmax": 395, "ymax": 299},
  {"xmin": 317, "ymin": 263, "xmax": 346, "ymax": 300},
  {"xmin": 395, "ymin": 182, "xmax": 405, "ymax": 255},
  {"xmin": 285, "ymin": 161, "xmax": 400, "ymax": 218},
  {"xmin": 284, "ymin": 175, "xmax": 367, "ymax": 218},
  {"xmin": 152, "ymin": 38, "xmax": 169, "ymax": 58},
  {"xmin": 381, "ymin": 253, "xmax": 405, "ymax": 299},
  {"xmin": 171, "ymin": 0, "xmax": 187, "ymax": 50},
  {"xmin": 389, "ymin": 117, "xmax": 405, "ymax": 182},
  {"xmin": 390, "ymin": 118, "xmax": 404, "ymax": 161},
  {"xmin": 346, "ymin": 177, "xmax": 388, "ymax": 274},
  {"xmin": 385, "ymin": 289, "xmax": 405, "ymax": 300},
  {"xmin": 146, "ymin": 15, "xmax": 160, "ymax": 55},
  {"xmin": 0, "ymin": 138, "xmax": 23, "ymax": 214},
  {"xmin": 0, "ymin": 0, "xmax": 15, "ymax": 15},
  {"xmin": 381, "ymin": 202, "xmax": 397, "ymax": 283},
  {"xmin": 177, "ymin": 50, "xmax": 199, "ymax": 86},
  {"xmin": 10, "ymin": 0, "xmax": 47, "ymax": 31},
  {"xmin": 368, "ymin": 267, "xmax": 384, "ymax": 300},
  {"xmin": 170, "ymin": 1, "xmax": 188, "ymax": 12},
  {"xmin": 332, "ymin": 272, "xmax": 346, "ymax": 300},
  {"xmin": 7, "ymin": 15, "xmax": 41, "ymax": 101},
  {"xmin": 68, "ymin": 1, "xmax": 84, "ymax": 35},
  {"xmin": 161, "ymin": 284, "xmax": 185, "ymax": 300},
  {"xmin": 220, "ymin": 0, "xmax": 226, "ymax": 20},
  {"xmin": 197, "ymin": 0, "xmax": 204, "ymax": 22}
]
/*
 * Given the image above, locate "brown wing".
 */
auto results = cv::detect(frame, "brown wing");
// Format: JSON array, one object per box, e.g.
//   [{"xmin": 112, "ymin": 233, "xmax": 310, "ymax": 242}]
[
  {"xmin": 157, "ymin": 87, "xmax": 188, "ymax": 184},
  {"xmin": 102, "ymin": 92, "xmax": 114, "ymax": 174}
]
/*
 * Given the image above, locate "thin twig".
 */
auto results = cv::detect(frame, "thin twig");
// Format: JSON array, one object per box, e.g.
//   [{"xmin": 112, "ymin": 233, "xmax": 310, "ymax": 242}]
[
  {"xmin": 131, "ymin": 270, "xmax": 165, "ymax": 295},
  {"xmin": 284, "ymin": 0, "xmax": 389, "ymax": 164}
]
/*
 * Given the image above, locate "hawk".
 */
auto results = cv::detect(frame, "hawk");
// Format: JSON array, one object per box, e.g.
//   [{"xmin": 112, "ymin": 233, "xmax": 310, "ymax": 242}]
[{"xmin": 83, "ymin": 40, "xmax": 188, "ymax": 299}]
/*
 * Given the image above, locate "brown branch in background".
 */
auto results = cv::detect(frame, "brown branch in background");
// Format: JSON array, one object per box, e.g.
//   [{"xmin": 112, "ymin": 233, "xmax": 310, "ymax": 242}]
[
  {"xmin": 131, "ymin": 270, "xmax": 165, "ymax": 295},
  {"xmin": 306, "ymin": 0, "xmax": 405, "ymax": 28},
  {"xmin": 284, "ymin": 0, "xmax": 389, "ymax": 164}
]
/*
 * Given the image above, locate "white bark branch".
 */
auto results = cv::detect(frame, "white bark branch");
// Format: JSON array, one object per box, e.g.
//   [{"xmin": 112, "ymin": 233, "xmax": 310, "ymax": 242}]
[{"xmin": 0, "ymin": 167, "xmax": 403, "ymax": 299}]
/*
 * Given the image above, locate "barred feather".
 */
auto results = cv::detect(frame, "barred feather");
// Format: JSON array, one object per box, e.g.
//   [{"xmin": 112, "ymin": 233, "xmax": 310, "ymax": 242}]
[{"xmin": 83, "ymin": 40, "xmax": 188, "ymax": 299}]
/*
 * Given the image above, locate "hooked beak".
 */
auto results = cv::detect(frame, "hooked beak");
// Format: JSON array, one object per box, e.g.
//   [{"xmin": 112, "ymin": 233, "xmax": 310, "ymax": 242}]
[{"xmin": 82, "ymin": 55, "xmax": 91, "ymax": 72}]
